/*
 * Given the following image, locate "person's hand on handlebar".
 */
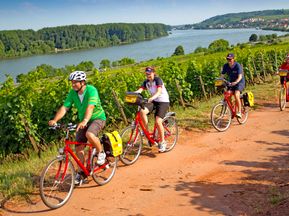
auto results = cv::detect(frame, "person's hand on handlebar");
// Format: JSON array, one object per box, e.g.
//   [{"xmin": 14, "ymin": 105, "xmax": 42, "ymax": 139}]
[{"xmin": 48, "ymin": 119, "xmax": 57, "ymax": 126}]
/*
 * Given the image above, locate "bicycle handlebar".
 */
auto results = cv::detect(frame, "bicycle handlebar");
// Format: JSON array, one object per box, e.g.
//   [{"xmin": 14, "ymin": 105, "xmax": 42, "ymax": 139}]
[
  {"xmin": 278, "ymin": 69, "xmax": 289, "ymax": 73},
  {"xmin": 49, "ymin": 123, "xmax": 77, "ymax": 131}
]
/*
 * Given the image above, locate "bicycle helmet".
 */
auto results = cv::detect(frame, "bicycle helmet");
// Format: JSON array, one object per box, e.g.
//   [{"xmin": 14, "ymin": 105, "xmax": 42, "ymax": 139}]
[
  {"xmin": 69, "ymin": 71, "xmax": 86, "ymax": 81},
  {"xmin": 145, "ymin": 67, "xmax": 155, "ymax": 73}
]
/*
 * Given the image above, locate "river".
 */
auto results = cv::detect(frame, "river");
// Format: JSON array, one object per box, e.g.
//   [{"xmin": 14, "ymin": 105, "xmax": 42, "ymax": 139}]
[{"xmin": 0, "ymin": 28, "xmax": 287, "ymax": 82}]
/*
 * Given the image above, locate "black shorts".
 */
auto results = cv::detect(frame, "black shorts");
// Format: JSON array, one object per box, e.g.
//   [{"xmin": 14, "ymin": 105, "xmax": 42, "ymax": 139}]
[
  {"xmin": 76, "ymin": 119, "xmax": 106, "ymax": 143},
  {"xmin": 144, "ymin": 102, "xmax": 170, "ymax": 119}
]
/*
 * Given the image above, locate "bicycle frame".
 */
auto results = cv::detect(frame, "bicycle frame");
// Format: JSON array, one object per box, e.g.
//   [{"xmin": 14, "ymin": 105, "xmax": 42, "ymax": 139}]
[
  {"xmin": 132, "ymin": 107, "xmax": 159, "ymax": 146},
  {"xmin": 57, "ymin": 129, "xmax": 106, "ymax": 182},
  {"xmin": 223, "ymin": 89, "xmax": 239, "ymax": 118}
]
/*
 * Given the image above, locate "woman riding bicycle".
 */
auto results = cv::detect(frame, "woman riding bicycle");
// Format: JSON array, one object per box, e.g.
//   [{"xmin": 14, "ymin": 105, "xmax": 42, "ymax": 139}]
[
  {"xmin": 134, "ymin": 67, "xmax": 170, "ymax": 152},
  {"xmin": 48, "ymin": 71, "xmax": 106, "ymax": 184},
  {"xmin": 221, "ymin": 53, "xmax": 245, "ymax": 119}
]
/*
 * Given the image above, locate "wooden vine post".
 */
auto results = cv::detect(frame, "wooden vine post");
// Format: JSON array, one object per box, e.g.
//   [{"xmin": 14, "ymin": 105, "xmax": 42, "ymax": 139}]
[
  {"xmin": 199, "ymin": 75, "xmax": 208, "ymax": 100},
  {"xmin": 111, "ymin": 89, "xmax": 128, "ymax": 125},
  {"xmin": 175, "ymin": 80, "xmax": 186, "ymax": 108}
]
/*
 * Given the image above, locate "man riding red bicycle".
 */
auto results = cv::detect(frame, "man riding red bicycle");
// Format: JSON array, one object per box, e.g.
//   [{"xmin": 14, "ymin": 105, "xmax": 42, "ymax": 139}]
[
  {"xmin": 134, "ymin": 66, "xmax": 170, "ymax": 152},
  {"xmin": 221, "ymin": 53, "xmax": 245, "ymax": 118},
  {"xmin": 48, "ymin": 71, "xmax": 106, "ymax": 185}
]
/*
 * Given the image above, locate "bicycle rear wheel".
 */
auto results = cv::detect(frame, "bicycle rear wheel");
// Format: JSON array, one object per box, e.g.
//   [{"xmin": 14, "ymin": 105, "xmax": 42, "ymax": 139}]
[
  {"xmin": 237, "ymin": 99, "xmax": 249, "ymax": 124},
  {"xmin": 211, "ymin": 102, "xmax": 232, "ymax": 132},
  {"xmin": 279, "ymin": 86, "xmax": 286, "ymax": 111},
  {"xmin": 91, "ymin": 155, "xmax": 117, "ymax": 186},
  {"xmin": 119, "ymin": 126, "xmax": 142, "ymax": 165},
  {"xmin": 155, "ymin": 116, "xmax": 178, "ymax": 152},
  {"xmin": 39, "ymin": 157, "xmax": 75, "ymax": 209}
]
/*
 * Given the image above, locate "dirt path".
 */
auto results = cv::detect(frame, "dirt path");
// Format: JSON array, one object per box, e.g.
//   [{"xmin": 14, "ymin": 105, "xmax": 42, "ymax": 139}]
[{"xmin": 1, "ymin": 101, "xmax": 289, "ymax": 216}]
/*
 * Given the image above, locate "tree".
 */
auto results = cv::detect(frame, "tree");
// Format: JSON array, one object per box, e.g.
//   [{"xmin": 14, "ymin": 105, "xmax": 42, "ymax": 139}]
[
  {"xmin": 194, "ymin": 46, "xmax": 207, "ymax": 53},
  {"xmin": 249, "ymin": 33, "xmax": 258, "ymax": 42},
  {"xmin": 172, "ymin": 45, "xmax": 184, "ymax": 56},
  {"xmin": 208, "ymin": 39, "xmax": 229, "ymax": 53},
  {"xmin": 99, "ymin": 59, "xmax": 111, "ymax": 69}
]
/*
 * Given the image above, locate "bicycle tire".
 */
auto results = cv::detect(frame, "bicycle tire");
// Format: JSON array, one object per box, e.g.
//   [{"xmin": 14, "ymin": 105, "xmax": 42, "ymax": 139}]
[
  {"xmin": 119, "ymin": 125, "xmax": 142, "ymax": 165},
  {"xmin": 39, "ymin": 157, "xmax": 75, "ymax": 209},
  {"xmin": 279, "ymin": 86, "xmax": 286, "ymax": 111},
  {"xmin": 91, "ymin": 155, "xmax": 117, "ymax": 186},
  {"xmin": 155, "ymin": 116, "xmax": 178, "ymax": 152},
  {"xmin": 237, "ymin": 99, "xmax": 249, "ymax": 124},
  {"xmin": 211, "ymin": 102, "xmax": 232, "ymax": 132}
]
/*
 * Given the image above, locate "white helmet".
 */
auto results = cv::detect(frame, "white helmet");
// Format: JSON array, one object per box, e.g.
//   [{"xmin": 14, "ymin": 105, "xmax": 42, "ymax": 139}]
[{"xmin": 69, "ymin": 71, "xmax": 86, "ymax": 81}]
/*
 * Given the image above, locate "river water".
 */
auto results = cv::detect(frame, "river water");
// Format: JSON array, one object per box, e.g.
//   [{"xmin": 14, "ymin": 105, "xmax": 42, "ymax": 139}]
[{"xmin": 0, "ymin": 28, "xmax": 286, "ymax": 82}]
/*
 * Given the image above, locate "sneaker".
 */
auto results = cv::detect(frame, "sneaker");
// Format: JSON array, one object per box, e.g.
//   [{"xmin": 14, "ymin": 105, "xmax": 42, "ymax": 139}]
[
  {"xmin": 236, "ymin": 112, "xmax": 242, "ymax": 118},
  {"xmin": 97, "ymin": 151, "xmax": 106, "ymax": 165},
  {"xmin": 158, "ymin": 141, "xmax": 167, "ymax": 153},
  {"xmin": 74, "ymin": 171, "xmax": 87, "ymax": 185}
]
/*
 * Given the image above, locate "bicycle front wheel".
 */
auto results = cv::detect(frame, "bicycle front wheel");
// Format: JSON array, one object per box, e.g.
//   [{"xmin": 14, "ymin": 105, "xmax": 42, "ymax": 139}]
[
  {"xmin": 279, "ymin": 86, "xmax": 286, "ymax": 111},
  {"xmin": 39, "ymin": 157, "xmax": 75, "ymax": 209},
  {"xmin": 119, "ymin": 126, "xmax": 142, "ymax": 165},
  {"xmin": 237, "ymin": 99, "xmax": 249, "ymax": 124},
  {"xmin": 155, "ymin": 116, "xmax": 178, "ymax": 152},
  {"xmin": 211, "ymin": 102, "xmax": 232, "ymax": 132},
  {"xmin": 91, "ymin": 155, "xmax": 117, "ymax": 186}
]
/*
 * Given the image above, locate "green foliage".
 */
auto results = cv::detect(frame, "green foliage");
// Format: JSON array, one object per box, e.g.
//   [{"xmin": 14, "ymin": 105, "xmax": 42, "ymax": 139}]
[
  {"xmin": 172, "ymin": 45, "xmax": 185, "ymax": 56},
  {"xmin": 194, "ymin": 46, "xmax": 208, "ymax": 53},
  {"xmin": 249, "ymin": 34, "xmax": 258, "ymax": 42},
  {"xmin": 99, "ymin": 59, "xmax": 111, "ymax": 69},
  {"xmin": 1, "ymin": 41, "xmax": 289, "ymax": 158},
  {"xmin": 112, "ymin": 57, "xmax": 135, "ymax": 67},
  {"xmin": 208, "ymin": 39, "xmax": 229, "ymax": 53},
  {"xmin": 0, "ymin": 23, "xmax": 169, "ymax": 58}
]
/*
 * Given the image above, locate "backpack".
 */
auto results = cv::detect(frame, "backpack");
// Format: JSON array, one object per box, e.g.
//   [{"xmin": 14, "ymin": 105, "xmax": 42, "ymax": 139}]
[
  {"xmin": 243, "ymin": 91, "xmax": 254, "ymax": 107},
  {"xmin": 101, "ymin": 131, "xmax": 123, "ymax": 157}
]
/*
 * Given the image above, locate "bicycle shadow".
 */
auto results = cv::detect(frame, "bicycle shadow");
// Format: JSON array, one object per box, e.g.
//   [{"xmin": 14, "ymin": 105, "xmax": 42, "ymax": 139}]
[{"xmin": 1, "ymin": 192, "xmax": 53, "ymax": 214}]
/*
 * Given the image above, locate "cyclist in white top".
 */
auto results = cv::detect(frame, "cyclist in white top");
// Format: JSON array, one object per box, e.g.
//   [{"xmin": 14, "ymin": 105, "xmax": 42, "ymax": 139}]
[{"xmin": 135, "ymin": 67, "xmax": 170, "ymax": 152}]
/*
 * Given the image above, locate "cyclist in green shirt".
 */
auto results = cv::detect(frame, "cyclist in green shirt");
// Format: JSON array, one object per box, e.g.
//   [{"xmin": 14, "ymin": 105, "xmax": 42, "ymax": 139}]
[{"xmin": 48, "ymin": 71, "xmax": 106, "ymax": 185}]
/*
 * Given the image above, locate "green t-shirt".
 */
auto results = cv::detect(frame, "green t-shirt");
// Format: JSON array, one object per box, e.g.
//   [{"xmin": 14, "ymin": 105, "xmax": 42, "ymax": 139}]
[{"xmin": 63, "ymin": 84, "xmax": 106, "ymax": 121}]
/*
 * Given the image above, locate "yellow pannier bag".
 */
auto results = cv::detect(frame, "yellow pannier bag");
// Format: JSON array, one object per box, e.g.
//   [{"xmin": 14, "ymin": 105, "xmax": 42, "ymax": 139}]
[
  {"xmin": 102, "ymin": 131, "xmax": 123, "ymax": 157},
  {"xmin": 243, "ymin": 91, "xmax": 254, "ymax": 107}
]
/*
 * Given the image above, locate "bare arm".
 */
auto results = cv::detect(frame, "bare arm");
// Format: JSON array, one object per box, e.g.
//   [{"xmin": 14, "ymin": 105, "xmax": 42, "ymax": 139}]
[
  {"xmin": 134, "ymin": 88, "xmax": 143, "ymax": 94},
  {"xmin": 148, "ymin": 87, "xmax": 162, "ymax": 103},
  {"xmin": 232, "ymin": 73, "xmax": 242, "ymax": 86},
  {"xmin": 48, "ymin": 106, "xmax": 69, "ymax": 126},
  {"xmin": 77, "ymin": 104, "xmax": 95, "ymax": 131}
]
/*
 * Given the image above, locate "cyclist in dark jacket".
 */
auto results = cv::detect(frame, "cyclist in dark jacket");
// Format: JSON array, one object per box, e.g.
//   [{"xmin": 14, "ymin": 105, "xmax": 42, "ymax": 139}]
[{"xmin": 221, "ymin": 53, "xmax": 245, "ymax": 118}]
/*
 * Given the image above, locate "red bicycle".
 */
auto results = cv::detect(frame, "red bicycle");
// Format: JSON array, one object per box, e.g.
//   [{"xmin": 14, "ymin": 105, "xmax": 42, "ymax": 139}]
[
  {"xmin": 211, "ymin": 78, "xmax": 249, "ymax": 132},
  {"xmin": 278, "ymin": 69, "xmax": 289, "ymax": 111},
  {"xmin": 39, "ymin": 123, "xmax": 117, "ymax": 209},
  {"xmin": 119, "ymin": 93, "xmax": 178, "ymax": 165}
]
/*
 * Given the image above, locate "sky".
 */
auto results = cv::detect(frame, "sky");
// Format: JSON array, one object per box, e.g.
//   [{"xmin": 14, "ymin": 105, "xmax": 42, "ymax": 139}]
[{"xmin": 1, "ymin": 0, "xmax": 289, "ymax": 30}]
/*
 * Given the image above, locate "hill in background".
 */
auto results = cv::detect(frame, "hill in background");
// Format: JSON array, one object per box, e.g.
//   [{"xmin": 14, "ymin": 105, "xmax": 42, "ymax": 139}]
[{"xmin": 174, "ymin": 9, "xmax": 289, "ymax": 31}]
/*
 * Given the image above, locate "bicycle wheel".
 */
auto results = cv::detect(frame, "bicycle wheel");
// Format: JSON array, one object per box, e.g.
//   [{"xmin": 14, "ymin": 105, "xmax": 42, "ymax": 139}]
[
  {"xmin": 279, "ymin": 86, "xmax": 286, "ymax": 111},
  {"xmin": 119, "ymin": 126, "xmax": 142, "ymax": 165},
  {"xmin": 39, "ymin": 157, "xmax": 75, "ymax": 209},
  {"xmin": 237, "ymin": 99, "xmax": 249, "ymax": 124},
  {"xmin": 211, "ymin": 102, "xmax": 232, "ymax": 132},
  {"xmin": 91, "ymin": 155, "xmax": 117, "ymax": 186},
  {"xmin": 155, "ymin": 116, "xmax": 178, "ymax": 152}
]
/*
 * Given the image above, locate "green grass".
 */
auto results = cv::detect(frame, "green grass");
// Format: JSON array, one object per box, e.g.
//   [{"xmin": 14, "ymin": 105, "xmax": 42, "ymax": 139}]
[{"xmin": 0, "ymin": 76, "xmax": 280, "ymax": 203}]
